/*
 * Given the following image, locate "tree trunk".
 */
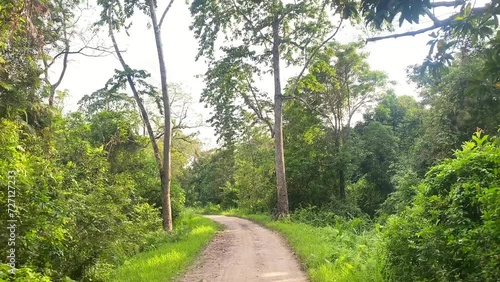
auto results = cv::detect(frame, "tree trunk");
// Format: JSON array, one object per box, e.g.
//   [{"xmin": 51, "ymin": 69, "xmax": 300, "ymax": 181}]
[
  {"xmin": 272, "ymin": 14, "xmax": 289, "ymax": 218},
  {"xmin": 109, "ymin": 23, "xmax": 163, "ymax": 175},
  {"xmin": 109, "ymin": 16, "xmax": 172, "ymax": 231},
  {"xmin": 339, "ymin": 168, "xmax": 346, "ymax": 199},
  {"xmin": 148, "ymin": 0, "xmax": 172, "ymax": 232},
  {"xmin": 334, "ymin": 129, "xmax": 346, "ymax": 199}
]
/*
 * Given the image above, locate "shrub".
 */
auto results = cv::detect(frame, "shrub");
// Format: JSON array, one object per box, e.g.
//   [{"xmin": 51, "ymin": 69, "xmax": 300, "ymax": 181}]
[
  {"xmin": 201, "ymin": 203, "xmax": 222, "ymax": 214},
  {"xmin": 382, "ymin": 131, "xmax": 500, "ymax": 281},
  {"xmin": 0, "ymin": 264, "xmax": 52, "ymax": 282}
]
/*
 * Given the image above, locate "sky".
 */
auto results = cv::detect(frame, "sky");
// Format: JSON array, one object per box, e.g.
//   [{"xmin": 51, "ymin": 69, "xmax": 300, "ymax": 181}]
[{"xmin": 57, "ymin": 0, "xmax": 438, "ymax": 149}]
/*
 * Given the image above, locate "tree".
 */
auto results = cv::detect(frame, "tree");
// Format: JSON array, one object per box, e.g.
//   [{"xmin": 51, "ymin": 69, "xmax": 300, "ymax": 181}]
[
  {"xmin": 365, "ymin": 92, "xmax": 423, "ymax": 155},
  {"xmin": 293, "ymin": 42, "xmax": 388, "ymax": 198},
  {"xmin": 233, "ymin": 123, "xmax": 275, "ymax": 212},
  {"xmin": 361, "ymin": 93, "xmax": 424, "ymax": 215},
  {"xmin": 284, "ymin": 95, "xmax": 335, "ymax": 209},
  {"xmin": 351, "ymin": 121, "xmax": 398, "ymax": 215},
  {"xmin": 0, "ymin": 0, "xmax": 48, "ymax": 121},
  {"xmin": 40, "ymin": 0, "xmax": 113, "ymax": 106},
  {"xmin": 182, "ymin": 148, "xmax": 235, "ymax": 206},
  {"xmin": 147, "ymin": 0, "xmax": 174, "ymax": 232},
  {"xmin": 96, "ymin": 0, "xmax": 175, "ymax": 231},
  {"xmin": 191, "ymin": 0, "xmax": 351, "ymax": 217},
  {"xmin": 407, "ymin": 49, "xmax": 500, "ymax": 173}
]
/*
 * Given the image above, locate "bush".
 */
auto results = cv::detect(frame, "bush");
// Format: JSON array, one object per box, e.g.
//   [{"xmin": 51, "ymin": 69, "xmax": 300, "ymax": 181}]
[
  {"xmin": 291, "ymin": 202, "xmax": 366, "ymax": 228},
  {"xmin": 0, "ymin": 118, "xmax": 166, "ymax": 281},
  {"xmin": 378, "ymin": 169, "xmax": 420, "ymax": 216},
  {"xmin": 200, "ymin": 203, "xmax": 222, "ymax": 214},
  {"xmin": 0, "ymin": 264, "xmax": 52, "ymax": 282},
  {"xmin": 382, "ymin": 131, "xmax": 500, "ymax": 281}
]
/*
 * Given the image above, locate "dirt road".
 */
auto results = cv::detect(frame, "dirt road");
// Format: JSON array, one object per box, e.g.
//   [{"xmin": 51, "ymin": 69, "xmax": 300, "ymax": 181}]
[{"xmin": 178, "ymin": 215, "xmax": 308, "ymax": 282}]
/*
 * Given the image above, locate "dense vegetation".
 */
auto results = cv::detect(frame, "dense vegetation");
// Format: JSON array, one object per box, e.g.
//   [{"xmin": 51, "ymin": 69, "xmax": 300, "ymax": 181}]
[{"xmin": 1, "ymin": 0, "xmax": 499, "ymax": 281}]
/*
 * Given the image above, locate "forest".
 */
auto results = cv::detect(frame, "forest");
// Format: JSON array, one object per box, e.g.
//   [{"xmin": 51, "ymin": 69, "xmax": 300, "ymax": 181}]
[{"xmin": 1, "ymin": 0, "xmax": 499, "ymax": 281}]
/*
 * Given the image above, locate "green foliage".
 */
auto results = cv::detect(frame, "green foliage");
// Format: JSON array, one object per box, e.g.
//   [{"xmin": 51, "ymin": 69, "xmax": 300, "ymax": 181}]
[
  {"xmin": 0, "ymin": 0, "xmax": 43, "ymax": 120},
  {"xmin": 284, "ymin": 99, "xmax": 336, "ymax": 209},
  {"xmin": 200, "ymin": 203, "xmax": 222, "ymax": 215},
  {"xmin": 220, "ymin": 182, "xmax": 239, "ymax": 210},
  {"xmin": 362, "ymin": 0, "xmax": 499, "ymax": 73},
  {"xmin": 291, "ymin": 205, "xmax": 366, "ymax": 227},
  {"xmin": 350, "ymin": 121, "xmax": 398, "ymax": 216},
  {"xmin": 0, "ymin": 111, "xmax": 167, "ymax": 281},
  {"xmin": 412, "ymin": 52, "xmax": 500, "ymax": 173},
  {"xmin": 360, "ymin": 0, "xmax": 430, "ymax": 29},
  {"xmin": 234, "ymin": 127, "xmax": 275, "ymax": 212},
  {"xmin": 183, "ymin": 125, "xmax": 274, "ymax": 212},
  {"xmin": 0, "ymin": 264, "xmax": 51, "ymax": 282},
  {"xmin": 182, "ymin": 147, "xmax": 235, "ymax": 207},
  {"xmin": 383, "ymin": 131, "xmax": 500, "ymax": 281},
  {"xmin": 285, "ymin": 42, "xmax": 389, "ymax": 208},
  {"xmin": 79, "ymin": 68, "xmax": 160, "ymax": 117},
  {"xmin": 378, "ymin": 169, "xmax": 420, "ymax": 216}
]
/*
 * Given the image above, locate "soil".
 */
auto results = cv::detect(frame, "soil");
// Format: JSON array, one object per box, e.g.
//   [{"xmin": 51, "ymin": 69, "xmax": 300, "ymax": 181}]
[{"xmin": 178, "ymin": 215, "xmax": 308, "ymax": 282}]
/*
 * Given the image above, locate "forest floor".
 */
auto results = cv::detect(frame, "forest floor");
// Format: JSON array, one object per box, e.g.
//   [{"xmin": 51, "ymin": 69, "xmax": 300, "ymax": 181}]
[{"xmin": 178, "ymin": 215, "xmax": 308, "ymax": 282}]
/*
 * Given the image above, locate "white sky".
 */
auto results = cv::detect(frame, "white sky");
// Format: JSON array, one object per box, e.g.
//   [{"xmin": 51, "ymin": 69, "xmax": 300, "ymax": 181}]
[{"xmin": 58, "ymin": 0, "xmax": 438, "ymax": 149}]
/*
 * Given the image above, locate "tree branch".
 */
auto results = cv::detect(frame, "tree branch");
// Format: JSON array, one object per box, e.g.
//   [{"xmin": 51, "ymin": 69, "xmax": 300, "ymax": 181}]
[
  {"xmin": 242, "ymin": 77, "xmax": 275, "ymax": 137},
  {"xmin": 229, "ymin": 0, "xmax": 272, "ymax": 46},
  {"xmin": 366, "ymin": 20, "xmax": 450, "ymax": 42},
  {"xmin": 159, "ymin": 0, "xmax": 175, "ymax": 28},
  {"xmin": 286, "ymin": 18, "xmax": 344, "ymax": 99},
  {"xmin": 366, "ymin": 6, "xmax": 489, "ymax": 42},
  {"xmin": 49, "ymin": 0, "xmax": 70, "ymax": 106},
  {"xmin": 424, "ymin": 8, "xmax": 441, "ymax": 24},
  {"xmin": 108, "ymin": 1, "xmax": 163, "ymax": 176},
  {"xmin": 430, "ymin": 0, "xmax": 465, "ymax": 7},
  {"xmin": 49, "ymin": 46, "xmax": 114, "ymax": 66}
]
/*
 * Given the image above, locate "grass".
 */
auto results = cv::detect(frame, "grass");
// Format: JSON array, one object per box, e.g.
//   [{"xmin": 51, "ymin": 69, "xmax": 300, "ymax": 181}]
[
  {"xmin": 223, "ymin": 209, "xmax": 384, "ymax": 282},
  {"xmin": 108, "ymin": 211, "xmax": 219, "ymax": 282}
]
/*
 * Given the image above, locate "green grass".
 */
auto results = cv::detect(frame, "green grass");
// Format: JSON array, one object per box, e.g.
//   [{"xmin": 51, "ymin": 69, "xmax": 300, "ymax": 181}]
[
  {"xmin": 223, "ymin": 210, "xmax": 384, "ymax": 282},
  {"xmin": 108, "ymin": 212, "xmax": 219, "ymax": 282}
]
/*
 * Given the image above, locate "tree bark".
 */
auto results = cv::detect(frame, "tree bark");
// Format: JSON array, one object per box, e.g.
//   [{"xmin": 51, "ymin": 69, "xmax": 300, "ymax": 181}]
[
  {"xmin": 272, "ymin": 13, "xmax": 289, "ymax": 218},
  {"xmin": 148, "ymin": 0, "xmax": 173, "ymax": 232}
]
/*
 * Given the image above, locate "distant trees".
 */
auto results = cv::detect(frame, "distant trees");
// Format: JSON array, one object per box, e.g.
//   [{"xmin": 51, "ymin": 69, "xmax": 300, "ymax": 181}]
[{"xmin": 293, "ymin": 42, "xmax": 388, "ymax": 199}]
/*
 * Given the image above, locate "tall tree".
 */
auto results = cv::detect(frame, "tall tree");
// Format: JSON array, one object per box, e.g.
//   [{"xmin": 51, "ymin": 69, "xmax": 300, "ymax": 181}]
[
  {"xmin": 294, "ymin": 42, "xmax": 388, "ymax": 198},
  {"xmin": 147, "ymin": 0, "xmax": 174, "ymax": 232},
  {"xmin": 96, "ymin": 0, "xmax": 175, "ymax": 231},
  {"xmin": 191, "ymin": 0, "xmax": 352, "ymax": 217}
]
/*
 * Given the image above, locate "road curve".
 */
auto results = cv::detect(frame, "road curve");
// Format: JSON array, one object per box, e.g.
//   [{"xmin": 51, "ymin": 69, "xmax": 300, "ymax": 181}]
[{"xmin": 178, "ymin": 215, "xmax": 308, "ymax": 282}]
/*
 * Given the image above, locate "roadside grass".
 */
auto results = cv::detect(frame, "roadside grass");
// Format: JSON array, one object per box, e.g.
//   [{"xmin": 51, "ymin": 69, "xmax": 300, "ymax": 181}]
[
  {"xmin": 108, "ymin": 210, "xmax": 219, "ymax": 282},
  {"xmin": 223, "ymin": 209, "xmax": 383, "ymax": 282}
]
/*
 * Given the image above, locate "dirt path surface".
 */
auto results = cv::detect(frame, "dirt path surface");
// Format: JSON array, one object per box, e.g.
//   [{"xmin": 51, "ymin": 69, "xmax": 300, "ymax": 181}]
[{"xmin": 178, "ymin": 215, "xmax": 308, "ymax": 282}]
